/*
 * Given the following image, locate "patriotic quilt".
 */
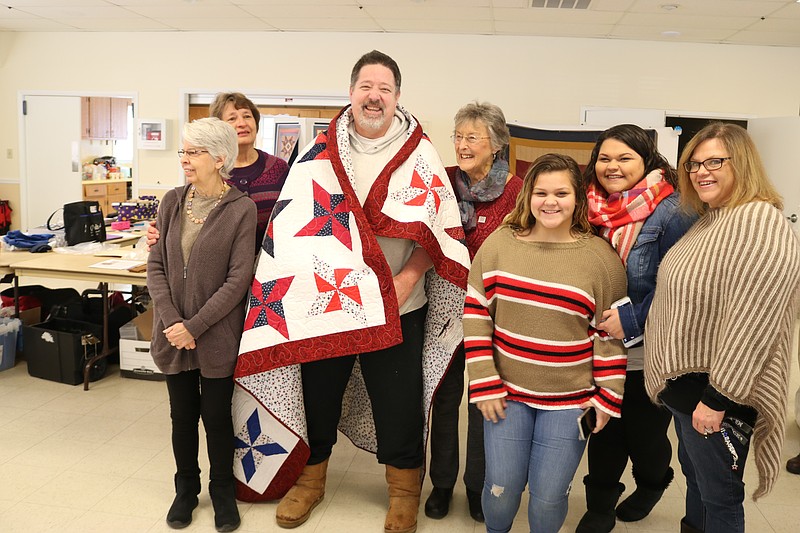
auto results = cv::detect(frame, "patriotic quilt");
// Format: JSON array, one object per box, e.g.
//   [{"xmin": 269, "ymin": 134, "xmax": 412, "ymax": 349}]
[{"xmin": 232, "ymin": 105, "xmax": 469, "ymax": 501}]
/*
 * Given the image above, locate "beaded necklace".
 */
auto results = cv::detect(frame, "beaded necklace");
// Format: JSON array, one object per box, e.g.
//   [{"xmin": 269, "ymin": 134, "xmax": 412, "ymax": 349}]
[{"xmin": 186, "ymin": 183, "xmax": 227, "ymax": 224}]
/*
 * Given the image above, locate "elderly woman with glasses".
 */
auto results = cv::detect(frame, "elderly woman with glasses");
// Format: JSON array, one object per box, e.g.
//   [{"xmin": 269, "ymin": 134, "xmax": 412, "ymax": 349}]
[
  {"xmin": 148, "ymin": 117, "xmax": 257, "ymax": 532},
  {"xmin": 424, "ymin": 101, "xmax": 523, "ymax": 523},
  {"xmin": 645, "ymin": 123, "xmax": 800, "ymax": 533}
]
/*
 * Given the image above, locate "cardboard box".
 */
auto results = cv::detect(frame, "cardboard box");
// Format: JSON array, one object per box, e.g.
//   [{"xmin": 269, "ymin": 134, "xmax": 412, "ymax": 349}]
[
  {"xmin": 119, "ymin": 308, "xmax": 162, "ymax": 380},
  {"xmin": 23, "ymin": 319, "xmax": 104, "ymax": 385}
]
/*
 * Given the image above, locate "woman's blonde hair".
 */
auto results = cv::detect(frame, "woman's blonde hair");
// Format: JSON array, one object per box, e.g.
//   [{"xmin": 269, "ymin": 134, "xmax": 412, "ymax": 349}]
[
  {"xmin": 503, "ymin": 153, "xmax": 592, "ymax": 236},
  {"xmin": 678, "ymin": 122, "xmax": 782, "ymax": 214}
]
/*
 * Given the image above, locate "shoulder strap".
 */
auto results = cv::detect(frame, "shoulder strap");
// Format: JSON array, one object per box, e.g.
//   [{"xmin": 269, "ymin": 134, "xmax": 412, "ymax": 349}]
[{"xmin": 46, "ymin": 208, "xmax": 64, "ymax": 231}]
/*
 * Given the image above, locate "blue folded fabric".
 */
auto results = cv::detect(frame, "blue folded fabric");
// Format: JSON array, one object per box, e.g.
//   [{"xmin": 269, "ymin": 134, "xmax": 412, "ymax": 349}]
[{"xmin": 3, "ymin": 230, "xmax": 54, "ymax": 249}]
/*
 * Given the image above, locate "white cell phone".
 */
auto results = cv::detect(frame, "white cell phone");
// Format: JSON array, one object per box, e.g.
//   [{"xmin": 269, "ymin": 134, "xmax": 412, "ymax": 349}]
[{"xmin": 609, "ymin": 297, "xmax": 643, "ymax": 348}]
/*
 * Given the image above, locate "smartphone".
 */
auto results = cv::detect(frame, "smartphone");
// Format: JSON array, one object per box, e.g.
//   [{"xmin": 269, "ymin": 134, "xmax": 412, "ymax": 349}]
[
  {"xmin": 578, "ymin": 408, "xmax": 597, "ymax": 440},
  {"xmin": 609, "ymin": 296, "xmax": 643, "ymax": 348}
]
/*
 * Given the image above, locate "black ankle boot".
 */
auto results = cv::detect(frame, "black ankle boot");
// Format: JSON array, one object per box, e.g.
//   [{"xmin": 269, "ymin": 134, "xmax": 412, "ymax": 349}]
[
  {"xmin": 680, "ymin": 517, "xmax": 704, "ymax": 533},
  {"xmin": 424, "ymin": 486, "xmax": 453, "ymax": 519},
  {"xmin": 575, "ymin": 476, "xmax": 624, "ymax": 533},
  {"xmin": 166, "ymin": 474, "xmax": 201, "ymax": 529},
  {"xmin": 616, "ymin": 467, "xmax": 674, "ymax": 522},
  {"xmin": 466, "ymin": 488, "xmax": 484, "ymax": 523},
  {"xmin": 209, "ymin": 479, "xmax": 241, "ymax": 532}
]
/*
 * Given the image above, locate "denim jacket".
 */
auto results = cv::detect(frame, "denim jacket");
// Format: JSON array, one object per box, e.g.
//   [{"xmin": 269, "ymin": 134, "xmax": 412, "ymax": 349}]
[{"xmin": 618, "ymin": 192, "xmax": 698, "ymax": 346}]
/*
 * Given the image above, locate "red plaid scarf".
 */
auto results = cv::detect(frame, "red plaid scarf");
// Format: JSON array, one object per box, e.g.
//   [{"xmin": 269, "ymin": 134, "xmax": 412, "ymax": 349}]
[{"xmin": 587, "ymin": 169, "xmax": 674, "ymax": 266}]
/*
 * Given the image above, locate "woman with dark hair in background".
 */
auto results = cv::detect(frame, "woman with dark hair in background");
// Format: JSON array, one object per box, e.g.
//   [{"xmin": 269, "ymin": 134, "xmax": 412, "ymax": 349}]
[
  {"xmin": 148, "ymin": 92, "xmax": 288, "ymax": 251},
  {"xmin": 577, "ymin": 124, "xmax": 697, "ymax": 533}
]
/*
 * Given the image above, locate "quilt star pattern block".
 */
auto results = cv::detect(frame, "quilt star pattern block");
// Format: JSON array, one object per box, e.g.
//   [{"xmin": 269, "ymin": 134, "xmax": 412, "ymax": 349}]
[
  {"xmin": 245, "ymin": 276, "xmax": 294, "ymax": 339},
  {"xmin": 389, "ymin": 156, "xmax": 454, "ymax": 222},
  {"xmin": 262, "ymin": 199, "xmax": 292, "ymax": 257},
  {"xmin": 234, "ymin": 409, "xmax": 288, "ymax": 482},
  {"xmin": 308, "ymin": 255, "xmax": 370, "ymax": 325},
  {"xmin": 295, "ymin": 180, "xmax": 352, "ymax": 250}
]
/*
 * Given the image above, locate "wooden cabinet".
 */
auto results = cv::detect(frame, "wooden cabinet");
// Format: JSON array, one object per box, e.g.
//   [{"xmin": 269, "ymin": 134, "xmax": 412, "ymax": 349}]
[
  {"xmin": 81, "ymin": 97, "xmax": 131, "ymax": 140},
  {"xmin": 83, "ymin": 181, "xmax": 130, "ymax": 215}
]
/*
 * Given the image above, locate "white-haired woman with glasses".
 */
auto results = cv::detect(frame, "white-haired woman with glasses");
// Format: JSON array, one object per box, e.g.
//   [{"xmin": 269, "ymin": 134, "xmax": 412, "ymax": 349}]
[
  {"xmin": 425, "ymin": 102, "xmax": 523, "ymax": 523},
  {"xmin": 645, "ymin": 122, "xmax": 800, "ymax": 533},
  {"xmin": 148, "ymin": 117, "xmax": 257, "ymax": 532}
]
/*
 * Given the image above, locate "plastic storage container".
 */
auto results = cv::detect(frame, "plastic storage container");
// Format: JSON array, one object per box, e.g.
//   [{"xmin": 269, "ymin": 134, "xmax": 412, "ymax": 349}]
[{"xmin": 0, "ymin": 317, "xmax": 21, "ymax": 372}]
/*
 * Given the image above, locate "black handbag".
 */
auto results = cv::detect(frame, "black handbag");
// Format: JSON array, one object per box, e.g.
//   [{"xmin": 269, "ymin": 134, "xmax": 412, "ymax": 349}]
[{"xmin": 47, "ymin": 201, "xmax": 107, "ymax": 246}]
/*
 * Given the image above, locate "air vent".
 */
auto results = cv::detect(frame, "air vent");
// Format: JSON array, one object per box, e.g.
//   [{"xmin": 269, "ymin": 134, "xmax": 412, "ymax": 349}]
[{"xmin": 531, "ymin": 0, "xmax": 592, "ymax": 8}]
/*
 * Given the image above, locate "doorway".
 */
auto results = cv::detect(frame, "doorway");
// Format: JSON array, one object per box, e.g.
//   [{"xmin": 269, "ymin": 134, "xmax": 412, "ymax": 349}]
[{"xmin": 19, "ymin": 91, "xmax": 137, "ymax": 230}]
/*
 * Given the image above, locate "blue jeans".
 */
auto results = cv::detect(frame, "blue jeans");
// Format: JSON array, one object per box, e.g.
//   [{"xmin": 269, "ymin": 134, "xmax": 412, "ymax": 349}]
[
  {"xmin": 669, "ymin": 407, "xmax": 751, "ymax": 533},
  {"xmin": 482, "ymin": 401, "xmax": 586, "ymax": 533}
]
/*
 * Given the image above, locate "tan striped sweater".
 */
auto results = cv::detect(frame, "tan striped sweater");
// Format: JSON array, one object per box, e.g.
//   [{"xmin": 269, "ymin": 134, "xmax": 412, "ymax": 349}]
[
  {"xmin": 464, "ymin": 227, "xmax": 628, "ymax": 416},
  {"xmin": 645, "ymin": 200, "xmax": 800, "ymax": 499}
]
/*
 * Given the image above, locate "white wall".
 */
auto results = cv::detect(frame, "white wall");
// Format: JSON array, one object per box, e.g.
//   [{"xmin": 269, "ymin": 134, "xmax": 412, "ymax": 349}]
[{"xmin": 1, "ymin": 31, "xmax": 799, "ymax": 193}]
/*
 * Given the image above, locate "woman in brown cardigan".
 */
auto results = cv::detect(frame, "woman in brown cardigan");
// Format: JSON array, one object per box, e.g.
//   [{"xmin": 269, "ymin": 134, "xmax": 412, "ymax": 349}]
[{"xmin": 148, "ymin": 117, "xmax": 256, "ymax": 532}]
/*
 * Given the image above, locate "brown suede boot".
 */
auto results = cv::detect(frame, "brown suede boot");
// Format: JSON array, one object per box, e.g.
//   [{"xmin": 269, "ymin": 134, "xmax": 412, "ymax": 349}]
[
  {"xmin": 384, "ymin": 466, "xmax": 421, "ymax": 533},
  {"xmin": 275, "ymin": 459, "xmax": 329, "ymax": 529}
]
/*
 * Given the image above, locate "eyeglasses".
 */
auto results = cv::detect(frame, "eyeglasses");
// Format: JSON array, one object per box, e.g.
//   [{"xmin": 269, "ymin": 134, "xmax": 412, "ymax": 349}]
[
  {"xmin": 683, "ymin": 157, "xmax": 731, "ymax": 173},
  {"xmin": 450, "ymin": 133, "xmax": 490, "ymax": 145},
  {"xmin": 177, "ymin": 149, "xmax": 208, "ymax": 158}
]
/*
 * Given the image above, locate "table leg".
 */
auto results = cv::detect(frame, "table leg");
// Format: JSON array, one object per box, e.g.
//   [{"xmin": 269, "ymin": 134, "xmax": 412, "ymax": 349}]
[
  {"xmin": 82, "ymin": 282, "xmax": 115, "ymax": 391},
  {"xmin": 13, "ymin": 275, "xmax": 19, "ymax": 317}
]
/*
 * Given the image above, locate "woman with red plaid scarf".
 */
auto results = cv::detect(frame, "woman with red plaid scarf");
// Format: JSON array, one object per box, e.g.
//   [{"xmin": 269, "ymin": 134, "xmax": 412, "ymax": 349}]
[{"xmin": 576, "ymin": 124, "xmax": 697, "ymax": 533}]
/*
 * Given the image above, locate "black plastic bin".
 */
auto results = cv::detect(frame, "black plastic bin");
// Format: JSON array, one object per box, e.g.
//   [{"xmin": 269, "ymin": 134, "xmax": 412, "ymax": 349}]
[{"xmin": 23, "ymin": 319, "xmax": 106, "ymax": 385}]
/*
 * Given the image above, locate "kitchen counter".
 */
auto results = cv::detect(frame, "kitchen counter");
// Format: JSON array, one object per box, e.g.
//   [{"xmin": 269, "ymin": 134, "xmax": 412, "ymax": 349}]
[{"xmin": 81, "ymin": 178, "xmax": 132, "ymax": 184}]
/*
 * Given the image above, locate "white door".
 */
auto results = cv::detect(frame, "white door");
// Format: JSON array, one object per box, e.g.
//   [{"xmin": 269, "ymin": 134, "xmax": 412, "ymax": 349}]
[
  {"xmin": 22, "ymin": 95, "xmax": 82, "ymax": 229},
  {"xmin": 748, "ymin": 116, "xmax": 800, "ymax": 231}
]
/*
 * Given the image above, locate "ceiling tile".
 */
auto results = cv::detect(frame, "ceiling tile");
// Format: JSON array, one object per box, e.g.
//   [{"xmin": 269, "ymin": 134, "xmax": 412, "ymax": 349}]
[
  {"xmin": 726, "ymin": 30, "xmax": 800, "ymax": 46},
  {"xmin": 14, "ymin": 5, "xmax": 142, "ymax": 18},
  {"xmin": 493, "ymin": 7, "xmax": 623, "ymax": 23},
  {"xmin": 494, "ymin": 20, "xmax": 614, "ymax": 37},
  {"xmin": 1, "ymin": 0, "xmax": 113, "ymax": 6},
  {"xmin": 240, "ymin": 4, "xmax": 367, "ymax": 18},
  {"xmin": 627, "ymin": 0, "xmax": 787, "ymax": 17},
  {"xmin": 771, "ymin": 2, "xmax": 800, "ymax": 19},
  {"xmin": 55, "ymin": 16, "xmax": 173, "ymax": 30},
  {"xmin": 365, "ymin": 5, "xmax": 492, "ymax": 20},
  {"xmin": 265, "ymin": 17, "xmax": 383, "ymax": 31},
  {"xmin": 155, "ymin": 17, "xmax": 277, "ymax": 30},
  {"xmin": 611, "ymin": 24, "xmax": 735, "ymax": 42},
  {"xmin": 379, "ymin": 17, "xmax": 493, "ymax": 33},
  {"xmin": 123, "ymin": 4, "xmax": 250, "ymax": 18},
  {"xmin": 491, "ymin": 0, "xmax": 528, "ymax": 7},
  {"xmin": 618, "ymin": 13, "xmax": 757, "ymax": 30},
  {"xmin": 0, "ymin": 18, "xmax": 76, "ymax": 30},
  {"xmin": 109, "ymin": 0, "xmax": 232, "ymax": 5},
  {"xmin": 589, "ymin": 0, "xmax": 637, "ymax": 11}
]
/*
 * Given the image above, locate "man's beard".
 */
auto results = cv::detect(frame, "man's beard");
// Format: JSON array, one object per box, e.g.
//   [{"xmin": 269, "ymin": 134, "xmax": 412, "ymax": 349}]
[{"xmin": 356, "ymin": 102, "xmax": 388, "ymax": 133}]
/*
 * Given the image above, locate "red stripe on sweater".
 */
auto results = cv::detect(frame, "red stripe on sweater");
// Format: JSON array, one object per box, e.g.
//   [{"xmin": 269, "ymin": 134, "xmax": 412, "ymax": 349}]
[
  {"xmin": 484, "ymin": 273, "xmax": 594, "ymax": 317},
  {"xmin": 494, "ymin": 329, "xmax": 592, "ymax": 363}
]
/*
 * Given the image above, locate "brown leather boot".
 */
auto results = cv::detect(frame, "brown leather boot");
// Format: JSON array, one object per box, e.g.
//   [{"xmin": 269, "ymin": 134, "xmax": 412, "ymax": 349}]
[
  {"xmin": 384, "ymin": 466, "xmax": 421, "ymax": 533},
  {"xmin": 275, "ymin": 459, "xmax": 329, "ymax": 529}
]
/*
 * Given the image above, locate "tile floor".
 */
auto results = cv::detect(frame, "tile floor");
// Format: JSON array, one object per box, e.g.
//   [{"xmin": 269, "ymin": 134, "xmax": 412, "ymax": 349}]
[{"xmin": 1, "ymin": 359, "xmax": 800, "ymax": 533}]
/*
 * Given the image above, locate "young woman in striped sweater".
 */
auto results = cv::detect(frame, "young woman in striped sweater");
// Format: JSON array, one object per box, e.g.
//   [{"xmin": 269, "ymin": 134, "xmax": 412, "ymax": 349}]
[{"xmin": 464, "ymin": 153, "xmax": 627, "ymax": 533}]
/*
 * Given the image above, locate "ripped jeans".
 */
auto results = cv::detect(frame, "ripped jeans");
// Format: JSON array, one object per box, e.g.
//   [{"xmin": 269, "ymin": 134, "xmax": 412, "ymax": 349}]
[{"xmin": 483, "ymin": 401, "xmax": 586, "ymax": 533}]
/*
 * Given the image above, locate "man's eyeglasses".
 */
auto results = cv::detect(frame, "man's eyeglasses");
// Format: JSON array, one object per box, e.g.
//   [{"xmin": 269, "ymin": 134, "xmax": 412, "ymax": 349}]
[
  {"xmin": 177, "ymin": 149, "xmax": 208, "ymax": 158},
  {"xmin": 683, "ymin": 157, "xmax": 731, "ymax": 173},
  {"xmin": 450, "ymin": 134, "xmax": 490, "ymax": 145}
]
